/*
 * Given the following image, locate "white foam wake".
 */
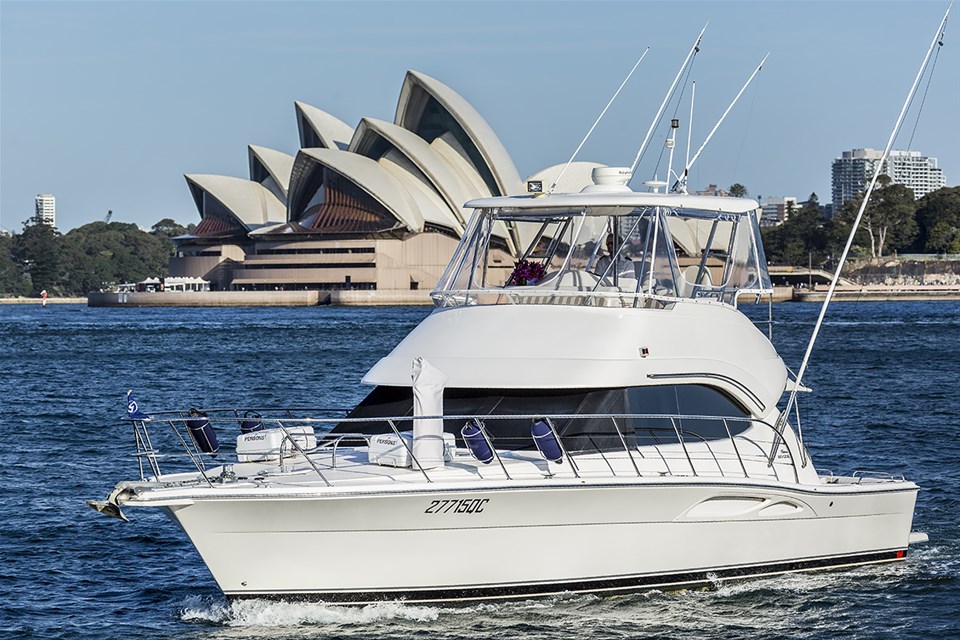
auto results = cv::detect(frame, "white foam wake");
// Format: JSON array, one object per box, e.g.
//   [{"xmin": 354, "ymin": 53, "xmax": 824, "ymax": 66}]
[{"xmin": 180, "ymin": 597, "xmax": 440, "ymax": 627}]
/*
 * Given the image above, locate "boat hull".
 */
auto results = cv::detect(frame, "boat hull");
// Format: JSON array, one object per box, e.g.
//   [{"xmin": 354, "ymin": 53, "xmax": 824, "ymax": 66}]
[{"xmin": 157, "ymin": 479, "xmax": 918, "ymax": 603}]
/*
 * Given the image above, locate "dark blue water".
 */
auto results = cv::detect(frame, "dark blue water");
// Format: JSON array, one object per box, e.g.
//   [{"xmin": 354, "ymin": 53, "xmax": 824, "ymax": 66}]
[{"xmin": 1, "ymin": 302, "xmax": 957, "ymax": 639}]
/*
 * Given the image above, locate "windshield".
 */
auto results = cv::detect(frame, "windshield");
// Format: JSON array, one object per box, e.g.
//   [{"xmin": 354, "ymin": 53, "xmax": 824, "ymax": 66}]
[{"xmin": 433, "ymin": 205, "xmax": 771, "ymax": 308}]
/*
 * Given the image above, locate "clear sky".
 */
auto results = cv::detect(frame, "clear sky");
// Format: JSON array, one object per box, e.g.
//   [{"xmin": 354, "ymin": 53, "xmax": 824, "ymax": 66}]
[{"xmin": 1, "ymin": 0, "xmax": 957, "ymax": 233}]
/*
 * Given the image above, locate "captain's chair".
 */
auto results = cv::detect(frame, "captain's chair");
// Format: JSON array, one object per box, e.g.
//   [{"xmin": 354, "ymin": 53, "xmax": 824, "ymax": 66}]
[{"xmin": 680, "ymin": 265, "xmax": 713, "ymax": 298}]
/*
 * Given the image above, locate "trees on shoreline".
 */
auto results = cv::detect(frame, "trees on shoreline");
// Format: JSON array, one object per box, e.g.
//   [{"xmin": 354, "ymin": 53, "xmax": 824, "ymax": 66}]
[
  {"xmin": 761, "ymin": 184, "xmax": 959, "ymax": 266},
  {"xmin": 0, "ymin": 217, "xmax": 194, "ymax": 296}
]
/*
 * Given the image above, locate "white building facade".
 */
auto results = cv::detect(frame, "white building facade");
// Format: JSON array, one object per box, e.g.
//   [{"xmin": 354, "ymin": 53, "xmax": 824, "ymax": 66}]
[
  {"xmin": 35, "ymin": 194, "xmax": 56, "ymax": 227},
  {"xmin": 831, "ymin": 148, "xmax": 946, "ymax": 207},
  {"xmin": 759, "ymin": 196, "xmax": 798, "ymax": 227},
  {"xmin": 171, "ymin": 69, "xmax": 602, "ymax": 292}
]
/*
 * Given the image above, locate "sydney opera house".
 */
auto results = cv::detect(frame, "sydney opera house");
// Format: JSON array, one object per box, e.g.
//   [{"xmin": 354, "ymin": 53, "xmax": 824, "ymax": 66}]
[{"xmin": 170, "ymin": 70, "xmax": 600, "ymax": 293}]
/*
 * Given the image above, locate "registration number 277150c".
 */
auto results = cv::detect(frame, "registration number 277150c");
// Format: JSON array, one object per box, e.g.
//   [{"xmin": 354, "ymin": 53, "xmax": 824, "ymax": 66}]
[{"xmin": 424, "ymin": 498, "xmax": 489, "ymax": 514}]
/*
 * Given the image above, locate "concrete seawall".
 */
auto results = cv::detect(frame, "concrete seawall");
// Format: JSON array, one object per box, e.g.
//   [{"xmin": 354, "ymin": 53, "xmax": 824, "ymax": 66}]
[
  {"xmin": 793, "ymin": 286, "xmax": 960, "ymax": 302},
  {"xmin": 0, "ymin": 297, "xmax": 87, "ymax": 305},
  {"xmin": 88, "ymin": 291, "xmax": 332, "ymax": 307},
  {"xmin": 76, "ymin": 285, "xmax": 960, "ymax": 307},
  {"xmin": 329, "ymin": 290, "xmax": 432, "ymax": 305},
  {"xmin": 86, "ymin": 290, "xmax": 436, "ymax": 307}
]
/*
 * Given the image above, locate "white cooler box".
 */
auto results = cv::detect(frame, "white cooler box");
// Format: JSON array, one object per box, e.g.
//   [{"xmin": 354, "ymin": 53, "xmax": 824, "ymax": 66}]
[
  {"xmin": 236, "ymin": 426, "xmax": 317, "ymax": 462},
  {"xmin": 367, "ymin": 431, "xmax": 456, "ymax": 467}
]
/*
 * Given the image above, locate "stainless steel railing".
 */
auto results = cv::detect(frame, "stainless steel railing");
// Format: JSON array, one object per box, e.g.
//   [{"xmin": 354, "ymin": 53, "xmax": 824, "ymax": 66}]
[
  {"xmin": 122, "ymin": 410, "xmax": 802, "ymax": 486},
  {"xmin": 431, "ymin": 285, "xmax": 774, "ymax": 310}
]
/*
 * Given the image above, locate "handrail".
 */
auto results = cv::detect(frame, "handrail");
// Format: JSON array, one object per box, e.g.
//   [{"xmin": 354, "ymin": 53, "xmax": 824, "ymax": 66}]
[
  {"xmin": 130, "ymin": 410, "xmax": 788, "ymax": 425},
  {"xmin": 433, "ymin": 287, "xmax": 683, "ymax": 309},
  {"xmin": 610, "ymin": 417, "xmax": 641, "ymax": 477},
  {"xmin": 323, "ymin": 433, "xmax": 372, "ymax": 469},
  {"xmin": 123, "ymin": 411, "xmax": 803, "ymax": 486},
  {"xmin": 431, "ymin": 285, "xmax": 774, "ymax": 310},
  {"xmin": 670, "ymin": 416, "xmax": 697, "ymax": 477},
  {"xmin": 722, "ymin": 417, "xmax": 749, "ymax": 478},
  {"xmin": 274, "ymin": 420, "xmax": 332, "ymax": 487},
  {"xmin": 387, "ymin": 419, "xmax": 432, "ymax": 483}
]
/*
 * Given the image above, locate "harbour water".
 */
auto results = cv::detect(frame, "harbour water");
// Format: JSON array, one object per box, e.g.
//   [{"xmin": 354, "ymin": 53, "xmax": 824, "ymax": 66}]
[{"xmin": 1, "ymin": 302, "xmax": 958, "ymax": 639}]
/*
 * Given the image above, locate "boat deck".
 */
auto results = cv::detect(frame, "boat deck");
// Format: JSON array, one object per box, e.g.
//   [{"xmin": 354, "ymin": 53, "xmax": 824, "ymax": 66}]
[
  {"xmin": 107, "ymin": 409, "xmax": 914, "ymax": 508},
  {"xmin": 127, "ymin": 442, "xmax": 910, "ymax": 504}
]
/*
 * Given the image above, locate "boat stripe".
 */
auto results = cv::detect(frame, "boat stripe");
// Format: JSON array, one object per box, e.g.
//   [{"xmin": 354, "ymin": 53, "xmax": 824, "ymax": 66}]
[
  {"xmin": 158, "ymin": 478, "xmax": 918, "ymax": 503},
  {"xmin": 226, "ymin": 549, "xmax": 906, "ymax": 604}
]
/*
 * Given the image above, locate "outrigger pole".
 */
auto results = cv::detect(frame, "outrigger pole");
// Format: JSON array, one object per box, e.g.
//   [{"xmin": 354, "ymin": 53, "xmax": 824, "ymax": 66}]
[
  {"xmin": 628, "ymin": 23, "xmax": 707, "ymax": 183},
  {"xmin": 548, "ymin": 48, "xmax": 650, "ymax": 195},
  {"xmin": 779, "ymin": 5, "xmax": 952, "ymax": 444},
  {"xmin": 671, "ymin": 53, "xmax": 768, "ymax": 194},
  {"xmin": 680, "ymin": 80, "xmax": 696, "ymax": 192}
]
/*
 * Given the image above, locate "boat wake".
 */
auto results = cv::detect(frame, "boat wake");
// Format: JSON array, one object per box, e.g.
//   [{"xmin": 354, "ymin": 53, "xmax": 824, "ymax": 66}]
[
  {"xmin": 179, "ymin": 596, "xmax": 440, "ymax": 627},
  {"xmin": 172, "ymin": 555, "xmax": 952, "ymax": 638}
]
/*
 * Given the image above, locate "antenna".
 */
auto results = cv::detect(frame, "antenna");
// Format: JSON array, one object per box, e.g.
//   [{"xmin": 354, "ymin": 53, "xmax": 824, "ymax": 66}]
[
  {"xmin": 628, "ymin": 23, "xmax": 707, "ymax": 182},
  {"xmin": 778, "ymin": 5, "xmax": 951, "ymax": 445},
  {"xmin": 665, "ymin": 118, "xmax": 680, "ymax": 186},
  {"xmin": 547, "ymin": 48, "xmax": 650, "ymax": 195},
  {"xmin": 672, "ymin": 53, "xmax": 769, "ymax": 193},
  {"xmin": 680, "ymin": 81, "xmax": 696, "ymax": 193}
]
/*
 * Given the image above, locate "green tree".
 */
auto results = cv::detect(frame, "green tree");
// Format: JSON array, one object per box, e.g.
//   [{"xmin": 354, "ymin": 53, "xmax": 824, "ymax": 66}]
[
  {"xmin": 761, "ymin": 193, "xmax": 830, "ymax": 265},
  {"xmin": 830, "ymin": 194, "xmax": 872, "ymax": 258},
  {"xmin": 729, "ymin": 183, "xmax": 748, "ymax": 198},
  {"xmin": 150, "ymin": 218, "xmax": 191, "ymax": 239},
  {"xmin": 60, "ymin": 221, "xmax": 171, "ymax": 294},
  {"xmin": 150, "ymin": 217, "xmax": 194, "ymax": 261},
  {"xmin": 13, "ymin": 216, "xmax": 62, "ymax": 295},
  {"xmin": 0, "ymin": 234, "xmax": 30, "ymax": 296},
  {"xmin": 834, "ymin": 176, "xmax": 917, "ymax": 258},
  {"xmin": 926, "ymin": 221, "xmax": 959, "ymax": 253},
  {"xmin": 913, "ymin": 186, "xmax": 960, "ymax": 253}
]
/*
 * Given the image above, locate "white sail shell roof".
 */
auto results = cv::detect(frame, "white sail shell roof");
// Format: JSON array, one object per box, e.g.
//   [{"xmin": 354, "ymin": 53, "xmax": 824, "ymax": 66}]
[
  {"xmin": 295, "ymin": 101, "xmax": 354, "ymax": 150},
  {"xmin": 248, "ymin": 145, "xmax": 295, "ymax": 198},
  {"xmin": 350, "ymin": 117, "xmax": 481, "ymax": 228},
  {"xmin": 378, "ymin": 149, "xmax": 463, "ymax": 233},
  {"xmin": 395, "ymin": 70, "xmax": 523, "ymax": 197},
  {"xmin": 184, "ymin": 174, "xmax": 286, "ymax": 229},
  {"xmin": 296, "ymin": 148, "xmax": 425, "ymax": 232}
]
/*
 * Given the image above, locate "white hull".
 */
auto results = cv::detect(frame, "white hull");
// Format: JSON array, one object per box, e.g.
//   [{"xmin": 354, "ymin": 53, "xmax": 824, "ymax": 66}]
[
  {"xmin": 94, "ymin": 180, "xmax": 926, "ymax": 603},
  {"xmin": 155, "ymin": 477, "xmax": 917, "ymax": 603}
]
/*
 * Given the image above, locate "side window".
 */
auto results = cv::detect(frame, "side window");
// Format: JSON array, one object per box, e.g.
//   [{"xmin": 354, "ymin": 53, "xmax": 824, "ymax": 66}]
[
  {"xmin": 338, "ymin": 384, "xmax": 751, "ymax": 450},
  {"xmin": 626, "ymin": 385, "xmax": 749, "ymax": 444}
]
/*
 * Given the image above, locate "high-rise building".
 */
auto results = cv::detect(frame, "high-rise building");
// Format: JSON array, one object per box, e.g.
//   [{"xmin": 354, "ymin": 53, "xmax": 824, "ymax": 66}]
[
  {"xmin": 831, "ymin": 148, "xmax": 946, "ymax": 207},
  {"xmin": 759, "ymin": 196, "xmax": 798, "ymax": 227},
  {"xmin": 34, "ymin": 194, "xmax": 56, "ymax": 227}
]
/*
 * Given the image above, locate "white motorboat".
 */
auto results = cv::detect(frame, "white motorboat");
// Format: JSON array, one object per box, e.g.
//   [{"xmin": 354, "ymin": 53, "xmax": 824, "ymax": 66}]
[
  {"xmin": 90, "ymin": 173, "xmax": 922, "ymax": 604},
  {"xmin": 91, "ymin": 11, "xmax": 957, "ymax": 599}
]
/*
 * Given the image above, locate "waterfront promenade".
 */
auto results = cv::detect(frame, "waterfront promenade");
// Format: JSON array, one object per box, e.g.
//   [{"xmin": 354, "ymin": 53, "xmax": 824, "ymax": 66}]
[
  {"xmin": 792, "ymin": 284, "xmax": 960, "ymax": 302},
  {"xmin": 0, "ymin": 297, "xmax": 87, "ymax": 304},
  {"xmin": 5, "ymin": 286, "xmax": 958, "ymax": 308},
  {"xmin": 84, "ymin": 284, "xmax": 960, "ymax": 306},
  {"xmin": 86, "ymin": 289, "xmax": 433, "ymax": 307}
]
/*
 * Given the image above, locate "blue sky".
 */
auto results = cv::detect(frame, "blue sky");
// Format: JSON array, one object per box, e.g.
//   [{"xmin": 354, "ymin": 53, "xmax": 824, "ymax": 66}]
[{"xmin": 1, "ymin": 0, "xmax": 957, "ymax": 232}]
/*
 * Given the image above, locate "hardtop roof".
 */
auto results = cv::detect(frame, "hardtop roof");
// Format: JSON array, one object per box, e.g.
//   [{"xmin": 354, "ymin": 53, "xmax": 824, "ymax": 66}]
[{"xmin": 466, "ymin": 191, "xmax": 760, "ymax": 215}]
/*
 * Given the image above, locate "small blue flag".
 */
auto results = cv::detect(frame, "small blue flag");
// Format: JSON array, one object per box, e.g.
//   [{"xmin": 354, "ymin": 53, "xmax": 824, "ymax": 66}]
[{"xmin": 126, "ymin": 390, "xmax": 151, "ymax": 421}]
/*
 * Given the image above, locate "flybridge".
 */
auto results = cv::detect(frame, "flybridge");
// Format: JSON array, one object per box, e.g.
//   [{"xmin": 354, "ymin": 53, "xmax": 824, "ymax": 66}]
[{"xmin": 433, "ymin": 175, "xmax": 772, "ymax": 310}]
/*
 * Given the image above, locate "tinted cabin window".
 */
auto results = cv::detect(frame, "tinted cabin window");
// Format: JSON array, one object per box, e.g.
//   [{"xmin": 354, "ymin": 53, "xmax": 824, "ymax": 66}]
[
  {"xmin": 336, "ymin": 384, "xmax": 750, "ymax": 452},
  {"xmin": 626, "ymin": 385, "xmax": 749, "ymax": 446}
]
